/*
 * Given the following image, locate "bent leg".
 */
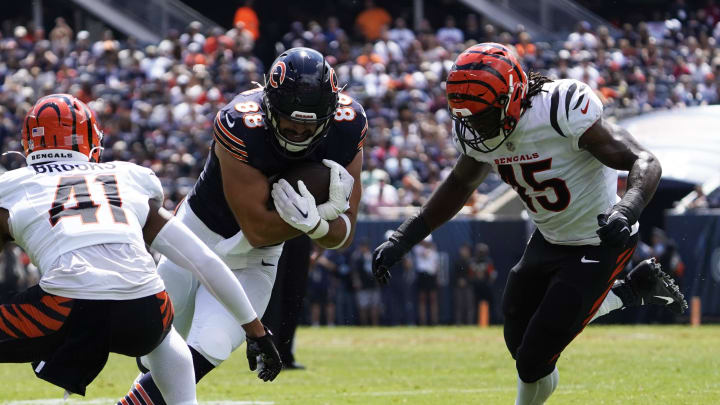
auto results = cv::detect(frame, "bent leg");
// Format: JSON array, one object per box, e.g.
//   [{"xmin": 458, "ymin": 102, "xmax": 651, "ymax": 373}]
[
  {"xmin": 187, "ymin": 264, "xmax": 277, "ymax": 367},
  {"xmin": 0, "ymin": 286, "xmax": 73, "ymax": 363},
  {"xmin": 144, "ymin": 328, "xmax": 198, "ymax": 405}
]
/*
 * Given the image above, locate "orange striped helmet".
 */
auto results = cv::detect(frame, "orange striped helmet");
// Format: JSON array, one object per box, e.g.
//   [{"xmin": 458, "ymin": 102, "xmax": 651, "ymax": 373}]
[
  {"xmin": 21, "ymin": 94, "xmax": 104, "ymax": 164},
  {"xmin": 446, "ymin": 43, "xmax": 528, "ymax": 153}
]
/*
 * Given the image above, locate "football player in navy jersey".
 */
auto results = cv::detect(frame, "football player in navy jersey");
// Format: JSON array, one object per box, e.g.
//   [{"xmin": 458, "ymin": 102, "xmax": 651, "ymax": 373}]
[
  {"xmin": 372, "ymin": 43, "xmax": 687, "ymax": 405},
  {"xmin": 123, "ymin": 47, "xmax": 365, "ymax": 403}
]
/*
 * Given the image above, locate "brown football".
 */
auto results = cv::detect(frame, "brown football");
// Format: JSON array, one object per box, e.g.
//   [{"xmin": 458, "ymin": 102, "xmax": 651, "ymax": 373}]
[{"xmin": 268, "ymin": 161, "xmax": 331, "ymax": 209}]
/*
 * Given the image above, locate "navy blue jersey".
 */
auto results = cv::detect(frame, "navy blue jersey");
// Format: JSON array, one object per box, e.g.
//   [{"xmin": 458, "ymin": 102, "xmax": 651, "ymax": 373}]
[{"xmin": 187, "ymin": 88, "xmax": 367, "ymax": 238}]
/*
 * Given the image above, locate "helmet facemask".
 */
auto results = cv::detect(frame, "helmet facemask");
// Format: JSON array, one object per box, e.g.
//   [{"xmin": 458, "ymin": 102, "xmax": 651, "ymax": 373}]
[
  {"xmin": 450, "ymin": 73, "xmax": 525, "ymax": 153},
  {"xmin": 264, "ymin": 93, "xmax": 336, "ymax": 158}
]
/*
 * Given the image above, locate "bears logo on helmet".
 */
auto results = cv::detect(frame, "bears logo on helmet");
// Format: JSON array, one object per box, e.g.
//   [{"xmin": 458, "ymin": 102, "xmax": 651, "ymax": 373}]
[
  {"xmin": 446, "ymin": 43, "xmax": 528, "ymax": 153},
  {"xmin": 21, "ymin": 94, "xmax": 104, "ymax": 164},
  {"xmin": 268, "ymin": 61, "xmax": 286, "ymax": 88}
]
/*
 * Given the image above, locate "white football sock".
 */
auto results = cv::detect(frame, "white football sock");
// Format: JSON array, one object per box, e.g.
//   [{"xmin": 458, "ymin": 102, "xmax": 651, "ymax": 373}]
[
  {"xmin": 515, "ymin": 367, "xmax": 559, "ymax": 405},
  {"xmin": 145, "ymin": 327, "xmax": 199, "ymax": 405},
  {"xmin": 589, "ymin": 289, "xmax": 624, "ymax": 323}
]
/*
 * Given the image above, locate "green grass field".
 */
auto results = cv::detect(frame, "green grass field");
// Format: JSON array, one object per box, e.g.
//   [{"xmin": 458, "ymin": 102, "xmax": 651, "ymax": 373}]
[{"xmin": 1, "ymin": 325, "xmax": 718, "ymax": 404}]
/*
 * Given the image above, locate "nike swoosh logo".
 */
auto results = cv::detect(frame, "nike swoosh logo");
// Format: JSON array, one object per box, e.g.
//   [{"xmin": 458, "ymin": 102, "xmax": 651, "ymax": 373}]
[
  {"xmin": 654, "ymin": 295, "xmax": 675, "ymax": 305},
  {"xmin": 581, "ymin": 256, "xmax": 599, "ymax": 264},
  {"xmin": 291, "ymin": 202, "xmax": 308, "ymax": 218},
  {"xmin": 261, "ymin": 259, "xmax": 274, "ymax": 267},
  {"xmin": 581, "ymin": 99, "xmax": 590, "ymax": 114},
  {"xmin": 225, "ymin": 115, "xmax": 236, "ymax": 128}
]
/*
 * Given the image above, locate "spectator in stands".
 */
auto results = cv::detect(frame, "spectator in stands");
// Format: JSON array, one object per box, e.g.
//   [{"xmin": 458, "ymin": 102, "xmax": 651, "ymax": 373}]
[
  {"xmin": 471, "ymin": 243, "xmax": 496, "ymax": 321},
  {"xmin": 464, "ymin": 15, "xmax": 482, "ymax": 42},
  {"xmin": 324, "ymin": 16, "xmax": 347, "ymax": 45},
  {"xmin": 413, "ymin": 235, "xmax": 439, "ymax": 325},
  {"xmin": 351, "ymin": 240, "xmax": 381, "ymax": 326},
  {"xmin": 453, "ymin": 244, "xmax": 475, "ymax": 325},
  {"xmin": 233, "ymin": 0, "xmax": 259, "ymax": 40},
  {"xmin": 436, "ymin": 16, "xmax": 464, "ymax": 50},
  {"xmin": 307, "ymin": 247, "xmax": 339, "ymax": 326},
  {"xmin": 362, "ymin": 170, "xmax": 399, "ymax": 217},
  {"xmin": 49, "ymin": 17, "xmax": 72, "ymax": 55},
  {"xmin": 388, "ymin": 17, "xmax": 415, "ymax": 52},
  {"xmin": 566, "ymin": 21, "xmax": 598, "ymax": 50},
  {"xmin": 354, "ymin": 0, "xmax": 392, "ymax": 41},
  {"xmin": 569, "ymin": 50, "xmax": 601, "ymax": 89},
  {"xmin": 515, "ymin": 31, "xmax": 536, "ymax": 60}
]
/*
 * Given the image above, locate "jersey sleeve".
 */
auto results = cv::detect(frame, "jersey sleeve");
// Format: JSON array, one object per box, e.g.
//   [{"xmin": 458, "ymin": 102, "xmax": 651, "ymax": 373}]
[
  {"xmin": 328, "ymin": 95, "xmax": 368, "ymax": 166},
  {"xmin": 213, "ymin": 95, "xmax": 264, "ymax": 163},
  {"xmin": 126, "ymin": 163, "xmax": 164, "ymax": 203},
  {"xmin": 0, "ymin": 170, "xmax": 27, "ymax": 210},
  {"xmin": 548, "ymin": 79, "xmax": 603, "ymax": 151}
]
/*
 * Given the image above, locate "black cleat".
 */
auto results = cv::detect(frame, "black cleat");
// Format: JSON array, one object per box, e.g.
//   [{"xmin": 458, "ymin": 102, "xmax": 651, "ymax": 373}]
[{"xmin": 615, "ymin": 258, "xmax": 688, "ymax": 314}]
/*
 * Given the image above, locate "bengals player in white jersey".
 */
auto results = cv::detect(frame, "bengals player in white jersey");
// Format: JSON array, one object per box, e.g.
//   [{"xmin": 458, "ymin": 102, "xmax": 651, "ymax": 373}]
[
  {"xmin": 0, "ymin": 95, "xmax": 280, "ymax": 404},
  {"xmin": 372, "ymin": 43, "xmax": 687, "ymax": 405}
]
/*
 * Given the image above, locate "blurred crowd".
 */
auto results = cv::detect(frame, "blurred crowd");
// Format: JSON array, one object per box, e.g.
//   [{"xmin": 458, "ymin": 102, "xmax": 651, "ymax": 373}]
[
  {"xmin": 2, "ymin": 3, "xmax": 720, "ymax": 215},
  {"xmin": 305, "ymin": 236, "xmax": 498, "ymax": 326},
  {"xmin": 0, "ymin": 2, "xmax": 714, "ymax": 312}
]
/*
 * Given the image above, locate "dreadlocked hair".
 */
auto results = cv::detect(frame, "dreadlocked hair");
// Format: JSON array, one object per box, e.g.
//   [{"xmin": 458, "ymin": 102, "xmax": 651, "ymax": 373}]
[{"xmin": 522, "ymin": 71, "xmax": 553, "ymax": 109}]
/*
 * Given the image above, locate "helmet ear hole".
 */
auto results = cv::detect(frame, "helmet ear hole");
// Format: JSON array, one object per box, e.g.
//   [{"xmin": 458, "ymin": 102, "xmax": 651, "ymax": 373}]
[{"xmin": 498, "ymin": 95, "xmax": 509, "ymax": 106}]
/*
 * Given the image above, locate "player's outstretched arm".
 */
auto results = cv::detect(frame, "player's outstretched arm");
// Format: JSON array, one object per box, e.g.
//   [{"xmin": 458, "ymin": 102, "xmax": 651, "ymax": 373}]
[
  {"xmin": 579, "ymin": 117, "xmax": 662, "ymax": 246},
  {"xmin": 372, "ymin": 155, "xmax": 491, "ymax": 284},
  {"xmin": 215, "ymin": 142, "xmax": 303, "ymax": 247},
  {"xmin": 142, "ymin": 199, "xmax": 282, "ymax": 380}
]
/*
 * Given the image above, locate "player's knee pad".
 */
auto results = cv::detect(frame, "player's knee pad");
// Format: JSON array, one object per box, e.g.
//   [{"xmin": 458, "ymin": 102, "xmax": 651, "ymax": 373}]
[{"xmin": 188, "ymin": 326, "xmax": 234, "ymax": 366}]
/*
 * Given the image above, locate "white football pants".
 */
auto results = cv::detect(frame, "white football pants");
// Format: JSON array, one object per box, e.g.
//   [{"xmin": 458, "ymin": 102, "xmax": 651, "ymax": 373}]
[{"xmin": 157, "ymin": 202, "xmax": 282, "ymax": 366}]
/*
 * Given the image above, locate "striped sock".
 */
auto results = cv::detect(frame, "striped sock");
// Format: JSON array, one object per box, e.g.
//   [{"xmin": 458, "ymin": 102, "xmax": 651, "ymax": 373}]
[{"xmin": 117, "ymin": 373, "xmax": 166, "ymax": 405}]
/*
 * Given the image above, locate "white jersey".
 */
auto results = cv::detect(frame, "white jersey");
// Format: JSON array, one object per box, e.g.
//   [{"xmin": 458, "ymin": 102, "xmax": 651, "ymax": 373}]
[
  {"xmin": 456, "ymin": 79, "xmax": 638, "ymax": 246},
  {"xmin": 0, "ymin": 160, "xmax": 166, "ymax": 299}
]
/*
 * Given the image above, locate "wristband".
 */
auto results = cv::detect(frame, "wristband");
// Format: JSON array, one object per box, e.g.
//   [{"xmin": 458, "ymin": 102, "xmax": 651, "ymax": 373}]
[
  {"xmin": 390, "ymin": 214, "xmax": 432, "ymax": 251},
  {"xmin": 329, "ymin": 213, "xmax": 351, "ymax": 249},
  {"xmin": 308, "ymin": 219, "xmax": 329, "ymax": 239},
  {"xmin": 615, "ymin": 188, "xmax": 645, "ymax": 225}
]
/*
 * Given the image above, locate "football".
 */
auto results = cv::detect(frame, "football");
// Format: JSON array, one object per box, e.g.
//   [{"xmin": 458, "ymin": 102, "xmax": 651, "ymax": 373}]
[{"xmin": 269, "ymin": 161, "xmax": 331, "ymax": 209}]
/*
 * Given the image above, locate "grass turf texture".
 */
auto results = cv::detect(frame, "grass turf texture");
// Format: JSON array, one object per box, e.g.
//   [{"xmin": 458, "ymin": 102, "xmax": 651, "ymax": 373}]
[{"xmin": 0, "ymin": 325, "xmax": 718, "ymax": 404}]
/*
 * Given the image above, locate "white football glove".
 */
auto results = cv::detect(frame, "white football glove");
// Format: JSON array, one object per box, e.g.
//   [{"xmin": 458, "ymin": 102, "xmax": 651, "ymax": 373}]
[
  {"xmin": 317, "ymin": 159, "xmax": 354, "ymax": 221},
  {"xmin": 271, "ymin": 179, "xmax": 327, "ymax": 238}
]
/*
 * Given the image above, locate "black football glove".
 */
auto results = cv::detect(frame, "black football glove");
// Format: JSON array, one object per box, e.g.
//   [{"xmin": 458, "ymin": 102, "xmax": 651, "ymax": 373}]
[
  {"xmin": 596, "ymin": 208, "xmax": 632, "ymax": 247},
  {"xmin": 246, "ymin": 327, "xmax": 282, "ymax": 382},
  {"xmin": 372, "ymin": 238, "xmax": 409, "ymax": 285},
  {"xmin": 373, "ymin": 215, "xmax": 432, "ymax": 285}
]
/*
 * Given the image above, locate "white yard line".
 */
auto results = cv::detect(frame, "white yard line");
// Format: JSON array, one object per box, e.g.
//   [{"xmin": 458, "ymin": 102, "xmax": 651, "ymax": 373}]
[{"xmin": 2, "ymin": 401, "xmax": 274, "ymax": 405}]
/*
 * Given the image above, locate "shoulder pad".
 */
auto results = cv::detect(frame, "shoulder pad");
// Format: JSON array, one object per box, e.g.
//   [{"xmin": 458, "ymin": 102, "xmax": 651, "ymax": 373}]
[
  {"xmin": 212, "ymin": 92, "xmax": 267, "ymax": 163},
  {"xmin": 547, "ymin": 79, "xmax": 603, "ymax": 140},
  {"xmin": 119, "ymin": 162, "xmax": 164, "ymax": 202},
  {"xmin": 333, "ymin": 93, "xmax": 368, "ymax": 152}
]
